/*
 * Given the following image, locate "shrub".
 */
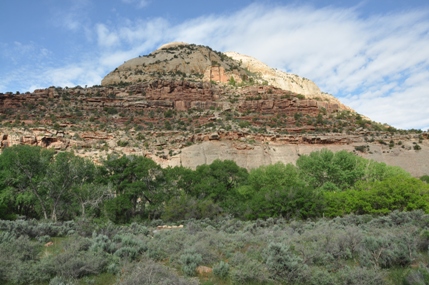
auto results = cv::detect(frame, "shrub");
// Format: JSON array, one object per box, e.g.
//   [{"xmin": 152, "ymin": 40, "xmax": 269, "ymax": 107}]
[
  {"xmin": 117, "ymin": 140, "xmax": 129, "ymax": 147},
  {"xmin": 337, "ymin": 266, "xmax": 386, "ymax": 285},
  {"xmin": 38, "ymin": 235, "xmax": 51, "ymax": 243},
  {"xmin": 403, "ymin": 266, "xmax": 429, "ymax": 285},
  {"xmin": 50, "ymin": 250, "xmax": 107, "ymax": 279},
  {"xmin": 147, "ymin": 247, "xmax": 167, "ymax": 261},
  {"xmin": 308, "ymin": 268, "xmax": 337, "ymax": 285},
  {"xmin": 42, "ymin": 237, "xmax": 108, "ymax": 280},
  {"xmin": 265, "ymin": 242, "xmax": 308, "ymax": 283},
  {"xmin": 89, "ymin": 233, "xmax": 116, "ymax": 254},
  {"xmin": 116, "ymin": 259, "xmax": 198, "ymax": 285},
  {"xmin": 358, "ymin": 229, "xmax": 417, "ymax": 269},
  {"xmin": 127, "ymin": 222, "xmax": 149, "ymax": 236},
  {"xmin": 0, "ymin": 220, "xmax": 76, "ymax": 238},
  {"xmin": 229, "ymin": 257, "xmax": 268, "ymax": 284},
  {"xmin": 0, "ymin": 236, "xmax": 47, "ymax": 284},
  {"xmin": 49, "ymin": 276, "xmax": 77, "ymax": 285},
  {"xmin": 114, "ymin": 247, "xmax": 139, "ymax": 260},
  {"xmin": 238, "ymin": 120, "xmax": 251, "ymax": 128},
  {"xmin": 180, "ymin": 249, "xmax": 202, "ymax": 276},
  {"xmin": 354, "ymin": 145, "xmax": 367, "ymax": 153},
  {"xmin": 420, "ymin": 175, "xmax": 429, "ymax": 184},
  {"xmin": 0, "ymin": 231, "xmax": 16, "ymax": 244},
  {"xmin": 213, "ymin": 261, "xmax": 229, "ymax": 279},
  {"xmin": 113, "ymin": 233, "xmax": 147, "ymax": 252}
]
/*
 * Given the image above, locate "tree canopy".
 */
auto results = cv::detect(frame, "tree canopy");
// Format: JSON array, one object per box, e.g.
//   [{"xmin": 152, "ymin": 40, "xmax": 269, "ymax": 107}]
[{"xmin": 0, "ymin": 146, "xmax": 426, "ymax": 223}]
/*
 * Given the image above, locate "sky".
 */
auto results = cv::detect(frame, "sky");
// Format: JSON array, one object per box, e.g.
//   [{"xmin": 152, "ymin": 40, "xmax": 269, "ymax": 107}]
[{"xmin": 1, "ymin": 0, "xmax": 429, "ymax": 130}]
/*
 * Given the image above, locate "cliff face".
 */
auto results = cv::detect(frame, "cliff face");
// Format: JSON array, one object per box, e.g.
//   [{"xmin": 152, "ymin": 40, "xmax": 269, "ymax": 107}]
[
  {"xmin": 1, "ymin": 119, "xmax": 428, "ymax": 177},
  {"xmin": 224, "ymin": 51, "xmax": 353, "ymax": 112},
  {"xmin": 224, "ymin": 51, "xmax": 321, "ymax": 96},
  {"xmin": 166, "ymin": 140, "xmax": 429, "ymax": 177},
  {"xmin": 0, "ymin": 42, "xmax": 426, "ymax": 176},
  {"xmin": 101, "ymin": 42, "xmax": 354, "ymax": 113},
  {"xmin": 0, "ymin": 80, "xmax": 346, "ymax": 133}
]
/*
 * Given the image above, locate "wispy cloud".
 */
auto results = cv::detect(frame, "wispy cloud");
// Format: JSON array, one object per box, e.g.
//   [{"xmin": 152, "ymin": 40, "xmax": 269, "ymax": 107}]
[
  {"xmin": 50, "ymin": 0, "xmax": 93, "ymax": 33},
  {"xmin": 2, "ymin": 3, "xmax": 429, "ymax": 129},
  {"xmin": 121, "ymin": 0, "xmax": 150, "ymax": 9},
  {"xmin": 96, "ymin": 24, "xmax": 120, "ymax": 48}
]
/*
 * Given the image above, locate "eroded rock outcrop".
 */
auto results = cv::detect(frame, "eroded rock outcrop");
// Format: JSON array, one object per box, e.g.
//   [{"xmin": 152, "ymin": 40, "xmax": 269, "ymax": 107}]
[
  {"xmin": 225, "ymin": 51, "xmax": 353, "ymax": 111},
  {"xmin": 100, "ymin": 42, "xmax": 354, "ymax": 113}
]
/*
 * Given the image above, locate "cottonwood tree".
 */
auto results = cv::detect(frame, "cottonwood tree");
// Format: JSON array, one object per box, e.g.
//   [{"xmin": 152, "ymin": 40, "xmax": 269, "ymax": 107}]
[
  {"xmin": 103, "ymin": 155, "xmax": 164, "ymax": 222},
  {"xmin": 0, "ymin": 145, "xmax": 54, "ymax": 220},
  {"xmin": 238, "ymin": 162, "xmax": 323, "ymax": 219},
  {"xmin": 296, "ymin": 149, "xmax": 365, "ymax": 191},
  {"xmin": 45, "ymin": 152, "xmax": 102, "ymax": 221},
  {"xmin": 73, "ymin": 183, "xmax": 113, "ymax": 218},
  {"xmin": 0, "ymin": 145, "xmax": 104, "ymax": 221}
]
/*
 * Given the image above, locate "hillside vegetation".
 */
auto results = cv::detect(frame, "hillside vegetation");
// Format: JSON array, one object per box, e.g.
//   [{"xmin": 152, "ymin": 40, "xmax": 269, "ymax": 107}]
[
  {"xmin": 1, "ymin": 145, "xmax": 429, "ymax": 284},
  {"xmin": 0, "ymin": 145, "xmax": 425, "ymax": 222}
]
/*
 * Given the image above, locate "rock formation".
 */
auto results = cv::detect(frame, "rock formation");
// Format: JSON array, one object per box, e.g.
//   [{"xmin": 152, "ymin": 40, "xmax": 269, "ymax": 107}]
[
  {"xmin": 224, "ymin": 51, "xmax": 353, "ymax": 111},
  {"xmin": 101, "ymin": 42, "xmax": 246, "ymax": 86},
  {"xmin": 0, "ymin": 42, "xmax": 427, "ymax": 177}
]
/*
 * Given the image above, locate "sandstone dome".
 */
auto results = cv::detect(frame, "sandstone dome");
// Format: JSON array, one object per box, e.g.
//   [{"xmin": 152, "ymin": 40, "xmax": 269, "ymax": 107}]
[
  {"xmin": 101, "ymin": 42, "xmax": 353, "ymax": 112},
  {"xmin": 157, "ymin": 41, "xmax": 190, "ymax": 50},
  {"xmin": 101, "ymin": 42, "xmax": 248, "ymax": 86}
]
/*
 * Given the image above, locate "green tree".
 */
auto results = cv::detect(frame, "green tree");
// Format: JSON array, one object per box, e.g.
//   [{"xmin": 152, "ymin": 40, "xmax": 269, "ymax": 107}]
[
  {"xmin": 324, "ymin": 175, "xmax": 429, "ymax": 217},
  {"xmin": 360, "ymin": 159, "xmax": 410, "ymax": 183},
  {"xmin": 192, "ymin": 160, "xmax": 248, "ymax": 209},
  {"xmin": 73, "ymin": 183, "xmax": 112, "ymax": 218},
  {"xmin": 45, "ymin": 152, "xmax": 99, "ymax": 221},
  {"xmin": 64, "ymin": 157, "xmax": 108, "ymax": 218},
  {"xmin": 103, "ymin": 155, "xmax": 164, "ymax": 222},
  {"xmin": 238, "ymin": 163, "xmax": 323, "ymax": 219},
  {"xmin": 246, "ymin": 163, "xmax": 301, "ymax": 194},
  {"xmin": 296, "ymin": 149, "xmax": 365, "ymax": 191},
  {"xmin": 162, "ymin": 194, "xmax": 221, "ymax": 221},
  {"xmin": 0, "ymin": 146, "xmax": 103, "ymax": 221},
  {"xmin": 0, "ymin": 145, "xmax": 54, "ymax": 219},
  {"xmin": 229, "ymin": 76, "xmax": 236, "ymax": 86}
]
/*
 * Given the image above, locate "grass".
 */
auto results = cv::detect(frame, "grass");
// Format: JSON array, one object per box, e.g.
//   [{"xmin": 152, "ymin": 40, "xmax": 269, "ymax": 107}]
[
  {"xmin": 77, "ymin": 273, "xmax": 116, "ymax": 285},
  {"xmin": 40, "ymin": 237, "xmax": 67, "ymax": 258}
]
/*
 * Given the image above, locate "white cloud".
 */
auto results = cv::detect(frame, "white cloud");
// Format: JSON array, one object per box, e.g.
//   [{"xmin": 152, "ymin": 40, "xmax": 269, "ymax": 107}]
[{"xmin": 96, "ymin": 24, "xmax": 120, "ymax": 47}]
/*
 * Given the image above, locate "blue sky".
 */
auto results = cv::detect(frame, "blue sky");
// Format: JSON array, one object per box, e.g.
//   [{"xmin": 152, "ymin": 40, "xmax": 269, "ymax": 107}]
[{"xmin": 1, "ymin": 0, "xmax": 429, "ymax": 130}]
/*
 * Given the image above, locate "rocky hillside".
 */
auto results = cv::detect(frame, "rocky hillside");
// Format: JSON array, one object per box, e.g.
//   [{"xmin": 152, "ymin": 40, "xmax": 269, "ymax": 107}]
[
  {"xmin": 0, "ymin": 43, "xmax": 427, "ymax": 176},
  {"xmin": 102, "ymin": 42, "xmax": 351, "ymax": 111},
  {"xmin": 102, "ymin": 42, "xmax": 249, "ymax": 86}
]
